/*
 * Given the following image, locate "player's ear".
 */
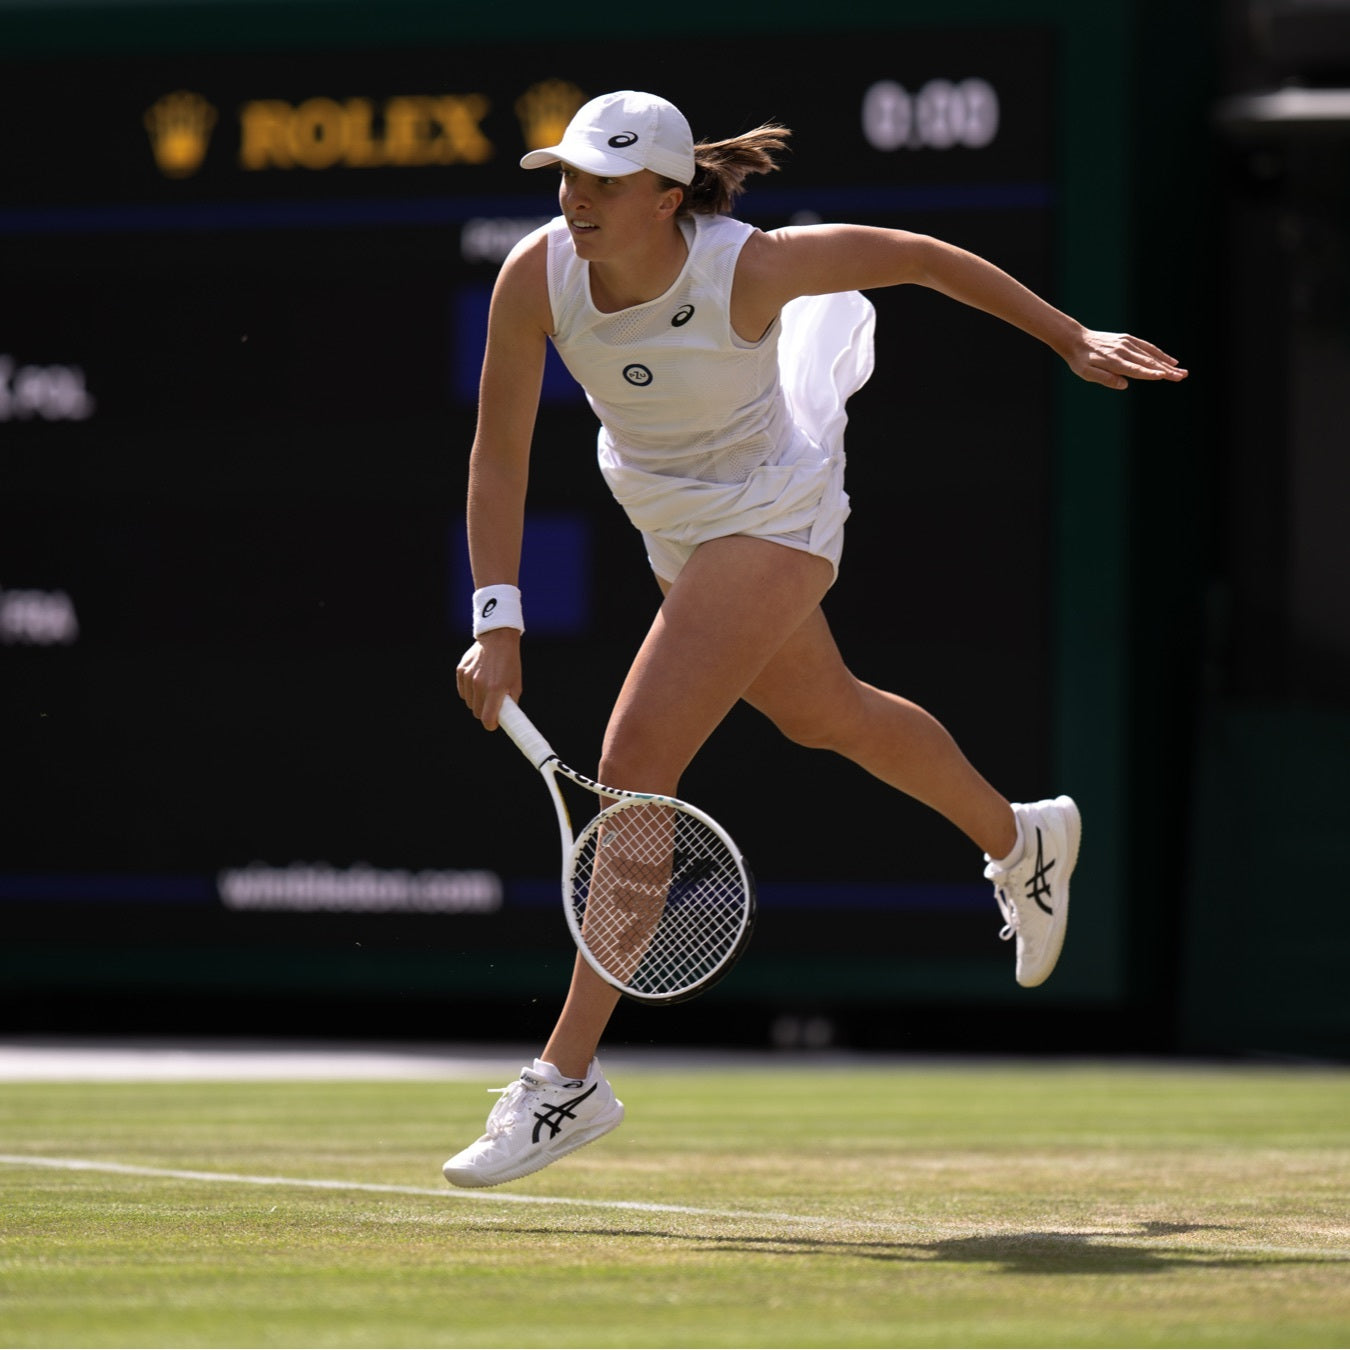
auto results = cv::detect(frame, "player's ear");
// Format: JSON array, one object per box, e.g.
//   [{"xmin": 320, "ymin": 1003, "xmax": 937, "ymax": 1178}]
[{"xmin": 655, "ymin": 185, "xmax": 684, "ymax": 219}]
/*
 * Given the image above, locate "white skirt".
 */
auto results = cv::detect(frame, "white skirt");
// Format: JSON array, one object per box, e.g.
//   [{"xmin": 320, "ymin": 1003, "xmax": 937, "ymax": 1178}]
[{"xmin": 598, "ymin": 289, "xmax": 877, "ymax": 583}]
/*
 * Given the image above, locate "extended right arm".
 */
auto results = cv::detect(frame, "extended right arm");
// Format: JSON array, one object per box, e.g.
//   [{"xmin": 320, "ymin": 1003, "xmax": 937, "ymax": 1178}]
[{"xmin": 455, "ymin": 233, "xmax": 553, "ymax": 730}]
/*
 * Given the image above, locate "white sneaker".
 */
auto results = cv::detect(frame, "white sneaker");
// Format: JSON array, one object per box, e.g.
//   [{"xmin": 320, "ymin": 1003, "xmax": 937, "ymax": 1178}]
[
  {"xmin": 442, "ymin": 1058, "xmax": 624, "ymax": 1188},
  {"xmin": 984, "ymin": 796, "xmax": 1081, "ymax": 988}
]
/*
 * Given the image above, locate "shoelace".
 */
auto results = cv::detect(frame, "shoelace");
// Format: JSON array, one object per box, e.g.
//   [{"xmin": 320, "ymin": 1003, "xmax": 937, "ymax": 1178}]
[
  {"xmin": 994, "ymin": 884, "xmax": 1018, "ymax": 942},
  {"xmin": 483, "ymin": 1079, "xmax": 532, "ymax": 1138}
]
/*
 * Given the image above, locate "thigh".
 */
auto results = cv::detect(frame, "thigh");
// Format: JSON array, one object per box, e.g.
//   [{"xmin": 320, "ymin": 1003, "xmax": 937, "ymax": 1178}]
[{"xmin": 601, "ymin": 535, "xmax": 834, "ymax": 792}]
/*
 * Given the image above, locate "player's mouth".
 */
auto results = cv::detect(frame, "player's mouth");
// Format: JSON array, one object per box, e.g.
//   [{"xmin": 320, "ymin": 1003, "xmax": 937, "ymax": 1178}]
[{"xmin": 569, "ymin": 218, "xmax": 599, "ymax": 236}]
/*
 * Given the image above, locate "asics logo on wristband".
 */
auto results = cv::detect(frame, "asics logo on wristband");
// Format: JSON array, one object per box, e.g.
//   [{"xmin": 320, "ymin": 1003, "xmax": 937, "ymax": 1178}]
[{"xmin": 472, "ymin": 585, "xmax": 523, "ymax": 636}]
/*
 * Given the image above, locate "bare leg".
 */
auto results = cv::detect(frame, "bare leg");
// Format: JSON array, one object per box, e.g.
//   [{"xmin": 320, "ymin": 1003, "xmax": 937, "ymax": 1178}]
[
  {"xmin": 741, "ymin": 606, "xmax": 1017, "ymax": 859},
  {"xmin": 539, "ymin": 535, "xmax": 1015, "ymax": 1077},
  {"xmin": 542, "ymin": 957, "xmax": 622, "ymax": 1080},
  {"xmin": 596, "ymin": 536, "xmax": 840, "ymax": 794},
  {"xmin": 541, "ymin": 536, "xmax": 836, "ymax": 1076}
]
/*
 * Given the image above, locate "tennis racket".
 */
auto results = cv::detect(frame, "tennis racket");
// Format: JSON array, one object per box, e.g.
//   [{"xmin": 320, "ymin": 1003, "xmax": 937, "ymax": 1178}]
[{"xmin": 495, "ymin": 695, "xmax": 755, "ymax": 1004}]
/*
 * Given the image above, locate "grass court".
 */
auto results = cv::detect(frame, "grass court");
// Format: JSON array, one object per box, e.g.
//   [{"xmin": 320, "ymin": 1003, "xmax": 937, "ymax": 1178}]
[{"xmin": 1, "ymin": 1057, "xmax": 1347, "ymax": 1347}]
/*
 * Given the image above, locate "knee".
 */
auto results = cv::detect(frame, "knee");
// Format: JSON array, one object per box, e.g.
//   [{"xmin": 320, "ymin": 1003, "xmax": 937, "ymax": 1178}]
[
  {"xmin": 752, "ymin": 666, "xmax": 887, "ymax": 755},
  {"xmin": 760, "ymin": 697, "xmax": 860, "ymax": 755},
  {"xmin": 597, "ymin": 720, "xmax": 688, "ymax": 797}
]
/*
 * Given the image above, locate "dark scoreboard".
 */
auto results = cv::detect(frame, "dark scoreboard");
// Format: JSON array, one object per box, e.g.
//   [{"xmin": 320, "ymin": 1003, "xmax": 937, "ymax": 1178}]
[{"xmin": 0, "ymin": 26, "xmax": 1063, "ymax": 1037}]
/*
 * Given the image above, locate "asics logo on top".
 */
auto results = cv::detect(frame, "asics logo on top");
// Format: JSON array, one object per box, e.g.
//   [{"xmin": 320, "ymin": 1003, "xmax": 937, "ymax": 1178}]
[
  {"xmin": 607, "ymin": 131, "xmax": 638, "ymax": 147},
  {"xmin": 531, "ymin": 1082, "xmax": 599, "ymax": 1143},
  {"xmin": 671, "ymin": 304, "xmax": 695, "ymax": 327},
  {"xmin": 1026, "ymin": 826, "xmax": 1056, "ymax": 915},
  {"xmin": 623, "ymin": 363, "xmax": 653, "ymax": 386}
]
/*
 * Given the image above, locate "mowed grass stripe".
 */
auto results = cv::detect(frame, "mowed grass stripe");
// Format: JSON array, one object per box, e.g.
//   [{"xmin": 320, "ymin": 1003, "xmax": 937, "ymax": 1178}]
[{"xmin": 1, "ymin": 1152, "xmax": 1347, "ymax": 1262}]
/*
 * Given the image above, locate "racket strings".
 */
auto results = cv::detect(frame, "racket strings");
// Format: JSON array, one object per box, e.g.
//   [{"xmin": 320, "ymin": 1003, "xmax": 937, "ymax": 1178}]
[{"xmin": 571, "ymin": 801, "xmax": 748, "ymax": 997}]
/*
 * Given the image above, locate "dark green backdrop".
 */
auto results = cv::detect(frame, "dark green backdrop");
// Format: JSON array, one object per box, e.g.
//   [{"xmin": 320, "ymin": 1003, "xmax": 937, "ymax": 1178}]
[{"xmin": 9, "ymin": 0, "xmax": 1335, "ymax": 1059}]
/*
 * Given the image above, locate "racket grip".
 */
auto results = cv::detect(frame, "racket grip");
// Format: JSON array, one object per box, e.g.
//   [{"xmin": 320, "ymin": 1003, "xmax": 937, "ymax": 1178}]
[{"xmin": 497, "ymin": 696, "xmax": 556, "ymax": 768}]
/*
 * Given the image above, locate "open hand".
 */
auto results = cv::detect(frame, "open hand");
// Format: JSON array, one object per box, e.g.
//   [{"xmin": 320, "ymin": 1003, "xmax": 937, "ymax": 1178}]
[{"xmin": 1068, "ymin": 330, "xmax": 1188, "ymax": 390}]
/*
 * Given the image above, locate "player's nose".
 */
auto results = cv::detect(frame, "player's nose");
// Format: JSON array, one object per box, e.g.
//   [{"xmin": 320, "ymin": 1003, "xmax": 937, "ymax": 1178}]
[{"xmin": 560, "ymin": 176, "xmax": 590, "ymax": 211}]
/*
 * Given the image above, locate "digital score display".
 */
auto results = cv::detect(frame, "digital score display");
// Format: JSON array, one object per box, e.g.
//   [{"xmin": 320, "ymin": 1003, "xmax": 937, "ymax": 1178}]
[{"xmin": 0, "ymin": 28, "xmax": 1060, "ymax": 1031}]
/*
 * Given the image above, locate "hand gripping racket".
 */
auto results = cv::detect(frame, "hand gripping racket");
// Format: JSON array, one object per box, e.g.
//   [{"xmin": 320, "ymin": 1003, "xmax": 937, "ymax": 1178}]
[{"xmin": 496, "ymin": 696, "xmax": 756, "ymax": 1004}]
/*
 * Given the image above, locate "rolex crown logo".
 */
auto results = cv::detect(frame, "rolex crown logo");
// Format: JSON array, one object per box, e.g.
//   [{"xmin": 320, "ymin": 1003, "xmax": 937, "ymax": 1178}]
[
  {"xmin": 144, "ymin": 91, "xmax": 218, "ymax": 178},
  {"xmin": 515, "ymin": 79, "xmax": 586, "ymax": 152}
]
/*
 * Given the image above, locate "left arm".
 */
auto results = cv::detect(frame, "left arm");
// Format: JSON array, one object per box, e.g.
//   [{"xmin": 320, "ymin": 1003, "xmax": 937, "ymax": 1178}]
[{"xmin": 734, "ymin": 224, "xmax": 1188, "ymax": 390}]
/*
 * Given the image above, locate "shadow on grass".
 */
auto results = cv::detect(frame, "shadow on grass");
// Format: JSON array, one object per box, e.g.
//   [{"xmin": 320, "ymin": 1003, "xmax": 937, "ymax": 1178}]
[{"xmin": 478, "ymin": 1220, "xmax": 1347, "ymax": 1275}]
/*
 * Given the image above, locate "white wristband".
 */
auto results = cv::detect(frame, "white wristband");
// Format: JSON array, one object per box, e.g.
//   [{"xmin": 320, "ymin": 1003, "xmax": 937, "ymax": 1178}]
[{"xmin": 472, "ymin": 584, "xmax": 524, "ymax": 638}]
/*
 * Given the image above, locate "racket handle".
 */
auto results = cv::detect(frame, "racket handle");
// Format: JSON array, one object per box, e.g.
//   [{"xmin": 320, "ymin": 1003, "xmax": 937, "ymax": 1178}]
[{"xmin": 497, "ymin": 695, "xmax": 556, "ymax": 768}]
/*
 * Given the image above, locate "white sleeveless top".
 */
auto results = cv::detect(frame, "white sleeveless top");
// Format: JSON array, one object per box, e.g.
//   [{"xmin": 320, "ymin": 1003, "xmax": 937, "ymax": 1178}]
[{"xmin": 540, "ymin": 212, "xmax": 876, "ymax": 569}]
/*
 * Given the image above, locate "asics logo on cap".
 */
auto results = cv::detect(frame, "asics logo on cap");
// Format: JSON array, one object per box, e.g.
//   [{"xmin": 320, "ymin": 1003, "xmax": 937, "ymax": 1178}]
[{"xmin": 517, "ymin": 91, "xmax": 695, "ymax": 185}]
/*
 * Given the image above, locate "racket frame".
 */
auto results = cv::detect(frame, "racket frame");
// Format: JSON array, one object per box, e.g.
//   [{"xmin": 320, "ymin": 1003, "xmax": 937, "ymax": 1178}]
[{"xmin": 496, "ymin": 695, "xmax": 755, "ymax": 1003}]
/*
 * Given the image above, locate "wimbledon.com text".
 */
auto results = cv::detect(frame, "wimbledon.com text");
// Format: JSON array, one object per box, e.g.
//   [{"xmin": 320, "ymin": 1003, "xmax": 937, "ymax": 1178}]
[{"xmin": 217, "ymin": 863, "xmax": 502, "ymax": 913}]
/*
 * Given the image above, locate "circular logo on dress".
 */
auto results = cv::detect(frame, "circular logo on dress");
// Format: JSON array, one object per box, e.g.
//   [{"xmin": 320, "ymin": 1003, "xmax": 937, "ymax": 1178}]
[
  {"xmin": 607, "ymin": 132, "xmax": 638, "ymax": 148},
  {"xmin": 671, "ymin": 304, "xmax": 695, "ymax": 327},
  {"xmin": 622, "ymin": 363, "xmax": 653, "ymax": 386}
]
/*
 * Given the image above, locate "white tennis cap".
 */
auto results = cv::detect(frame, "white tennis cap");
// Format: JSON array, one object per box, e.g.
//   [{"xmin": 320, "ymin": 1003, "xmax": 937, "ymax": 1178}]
[{"xmin": 519, "ymin": 90, "xmax": 695, "ymax": 185}]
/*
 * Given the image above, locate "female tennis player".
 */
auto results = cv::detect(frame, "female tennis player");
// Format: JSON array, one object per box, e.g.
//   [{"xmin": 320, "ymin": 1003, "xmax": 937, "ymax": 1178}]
[{"xmin": 445, "ymin": 90, "xmax": 1187, "ymax": 1188}]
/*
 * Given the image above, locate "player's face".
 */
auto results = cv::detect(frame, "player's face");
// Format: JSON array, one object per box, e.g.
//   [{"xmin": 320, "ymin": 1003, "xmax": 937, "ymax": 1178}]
[{"xmin": 557, "ymin": 165, "xmax": 680, "ymax": 258}]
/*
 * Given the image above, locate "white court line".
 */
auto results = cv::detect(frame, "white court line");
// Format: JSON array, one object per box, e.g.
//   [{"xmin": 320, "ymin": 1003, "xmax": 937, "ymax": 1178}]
[
  {"xmin": 0, "ymin": 1153, "xmax": 822, "ymax": 1227},
  {"xmin": 2, "ymin": 1154, "xmax": 1348, "ymax": 1261}
]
